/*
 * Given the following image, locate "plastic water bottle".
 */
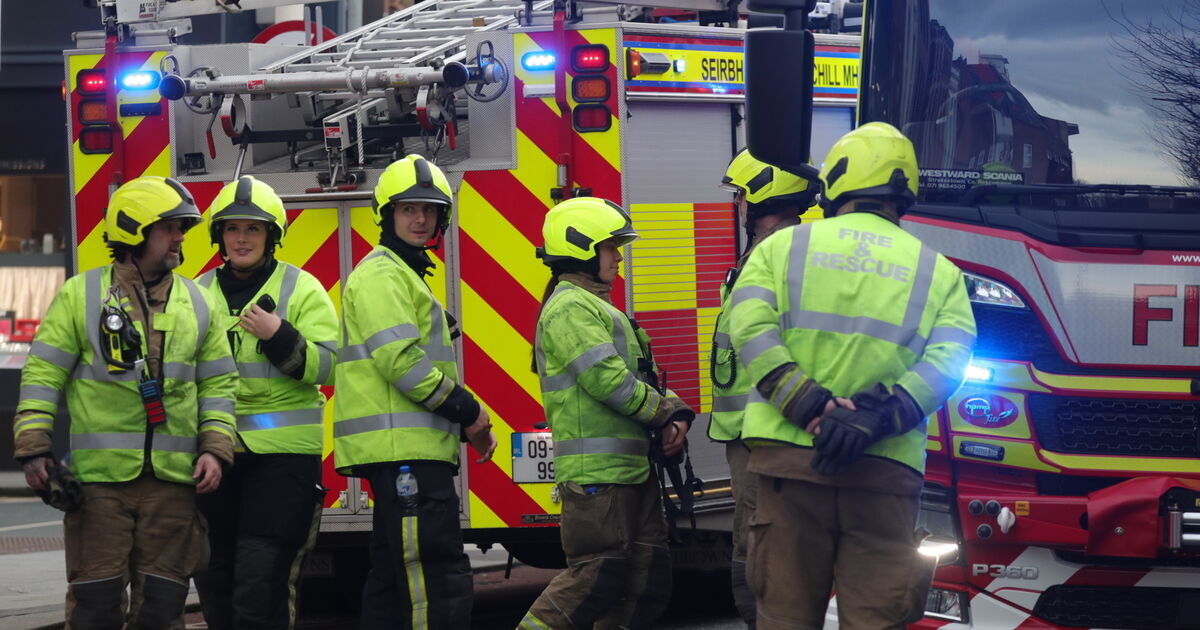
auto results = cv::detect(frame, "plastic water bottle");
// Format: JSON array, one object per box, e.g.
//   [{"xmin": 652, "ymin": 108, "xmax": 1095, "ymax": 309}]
[{"xmin": 395, "ymin": 465, "xmax": 419, "ymax": 515}]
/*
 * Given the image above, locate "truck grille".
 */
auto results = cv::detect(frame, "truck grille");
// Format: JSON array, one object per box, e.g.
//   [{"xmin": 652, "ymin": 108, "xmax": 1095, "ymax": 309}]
[
  {"xmin": 1033, "ymin": 585, "xmax": 1200, "ymax": 629},
  {"xmin": 1028, "ymin": 395, "xmax": 1200, "ymax": 457}
]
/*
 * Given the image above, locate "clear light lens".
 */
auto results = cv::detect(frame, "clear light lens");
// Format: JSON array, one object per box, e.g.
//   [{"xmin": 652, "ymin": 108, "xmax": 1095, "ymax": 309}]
[
  {"xmin": 925, "ymin": 587, "xmax": 966, "ymax": 622},
  {"xmin": 965, "ymin": 363, "xmax": 993, "ymax": 382},
  {"xmin": 521, "ymin": 52, "xmax": 557, "ymax": 71},
  {"xmin": 918, "ymin": 540, "xmax": 959, "ymax": 558},
  {"xmin": 963, "ymin": 272, "xmax": 1026, "ymax": 308},
  {"xmin": 672, "ymin": 58, "xmax": 686, "ymax": 73}
]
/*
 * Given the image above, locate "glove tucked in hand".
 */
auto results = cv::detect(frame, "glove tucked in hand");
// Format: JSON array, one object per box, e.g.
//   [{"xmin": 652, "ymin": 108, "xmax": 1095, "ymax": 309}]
[
  {"xmin": 650, "ymin": 395, "xmax": 694, "ymax": 429},
  {"xmin": 810, "ymin": 384, "xmax": 903, "ymax": 476},
  {"xmin": 38, "ymin": 461, "xmax": 83, "ymax": 513}
]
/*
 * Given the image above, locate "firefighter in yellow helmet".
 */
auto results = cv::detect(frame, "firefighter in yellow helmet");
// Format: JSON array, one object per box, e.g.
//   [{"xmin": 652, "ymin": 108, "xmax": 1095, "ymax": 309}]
[
  {"xmin": 729, "ymin": 122, "xmax": 976, "ymax": 628},
  {"xmin": 333, "ymin": 154, "xmax": 496, "ymax": 629},
  {"xmin": 518, "ymin": 197, "xmax": 696, "ymax": 630},
  {"xmin": 13, "ymin": 176, "xmax": 237, "ymax": 628},
  {"xmin": 192, "ymin": 176, "xmax": 338, "ymax": 630},
  {"xmin": 710, "ymin": 149, "xmax": 818, "ymax": 629}
]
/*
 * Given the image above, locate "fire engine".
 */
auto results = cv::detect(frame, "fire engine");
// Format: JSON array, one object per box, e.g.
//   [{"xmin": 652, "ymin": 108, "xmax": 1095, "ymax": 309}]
[{"xmin": 64, "ymin": 0, "xmax": 1200, "ymax": 626}]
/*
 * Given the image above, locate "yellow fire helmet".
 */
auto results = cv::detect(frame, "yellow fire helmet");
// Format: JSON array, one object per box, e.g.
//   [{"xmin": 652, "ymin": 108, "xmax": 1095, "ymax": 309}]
[
  {"xmin": 819, "ymin": 122, "xmax": 919, "ymax": 216},
  {"xmin": 104, "ymin": 176, "xmax": 201, "ymax": 247},
  {"xmin": 372, "ymin": 154, "xmax": 454, "ymax": 227},
  {"xmin": 720, "ymin": 148, "xmax": 817, "ymax": 206},
  {"xmin": 206, "ymin": 176, "xmax": 288, "ymax": 248},
  {"xmin": 536, "ymin": 197, "xmax": 638, "ymax": 264}
]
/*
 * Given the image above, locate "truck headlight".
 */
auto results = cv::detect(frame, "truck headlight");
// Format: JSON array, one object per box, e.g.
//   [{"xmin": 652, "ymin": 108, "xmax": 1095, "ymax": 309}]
[
  {"xmin": 925, "ymin": 587, "xmax": 967, "ymax": 622},
  {"xmin": 963, "ymin": 271, "xmax": 1026, "ymax": 309}
]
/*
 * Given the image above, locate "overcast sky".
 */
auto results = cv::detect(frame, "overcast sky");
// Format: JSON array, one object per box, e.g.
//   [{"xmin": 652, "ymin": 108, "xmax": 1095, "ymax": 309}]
[{"xmin": 929, "ymin": 0, "xmax": 1190, "ymax": 185}]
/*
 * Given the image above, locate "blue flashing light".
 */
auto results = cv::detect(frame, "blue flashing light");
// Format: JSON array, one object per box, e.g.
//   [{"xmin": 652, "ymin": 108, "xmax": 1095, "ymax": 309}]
[
  {"xmin": 521, "ymin": 52, "xmax": 557, "ymax": 71},
  {"xmin": 965, "ymin": 362, "xmax": 994, "ymax": 383},
  {"xmin": 120, "ymin": 71, "xmax": 160, "ymax": 91}
]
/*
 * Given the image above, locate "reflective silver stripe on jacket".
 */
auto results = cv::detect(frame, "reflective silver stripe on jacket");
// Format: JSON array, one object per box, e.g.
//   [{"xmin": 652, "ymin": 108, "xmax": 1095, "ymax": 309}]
[
  {"xmin": 711, "ymin": 393, "xmax": 749, "ymax": 413},
  {"xmin": 554, "ymin": 437, "xmax": 649, "ymax": 457},
  {"xmin": 424, "ymin": 300, "xmax": 455, "ymax": 362},
  {"xmin": 30, "ymin": 341, "xmax": 78, "ymax": 370},
  {"xmin": 197, "ymin": 270, "xmax": 215, "ymax": 288},
  {"xmin": 910, "ymin": 361, "xmax": 958, "ymax": 406},
  {"xmin": 314, "ymin": 341, "xmax": 336, "ymax": 384},
  {"xmin": 73, "ymin": 363, "xmax": 140, "ymax": 382},
  {"xmin": 739, "ymin": 328, "xmax": 785, "ymax": 367},
  {"xmin": 395, "ymin": 356, "xmax": 436, "ymax": 394},
  {"xmin": 200, "ymin": 397, "xmax": 236, "ymax": 416},
  {"xmin": 782, "ymin": 227, "xmax": 941, "ymax": 355},
  {"xmin": 72, "ymin": 432, "xmax": 196, "ymax": 453},
  {"xmin": 927, "ymin": 326, "xmax": 977, "ymax": 349},
  {"xmin": 602, "ymin": 372, "xmax": 640, "ymax": 408},
  {"xmin": 238, "ymin": 407, "xmax": 324, "ymax": 432},
  {"xmin": 712, "ymin": 331, "xmax": 732, "ymax": 351},
  {"xmin": 164, "ymin": 362, "xmax": 196, "ymax": 381},
  {"xmin": 420, "ymin": 375, "xmax": 455, "ymax": 411},
  {"xmin": 729, "ymin": 286, "xmax": 778, "ymax": 312},
  {"xmin": 536, "ymin": 282, "xmax": 637, "ymax": 395},
  {"xmin": 197, "ymin": 357, "xmax": 236, "ymax": 380},
  {"xmin": 14, "ymin": 415, "xmax": 53, "ymax": 432},
  {"xmin": 19, "ymin": 384, "xmax": 60, "ymax": 407},
  {"xmin": 333, "ymin": 412, "xmax": 456, "ymax": 439},
  {"xmin": 275, "ymin": 264, "xmax": 301, "ymax": 320},
  {"xmin": 567, "ymin": 342, "xmax": 620, "ymax": 379},
  {"xmin": 236, "ymin": 361, "xmax": 285, "ymax": 379},
  {"xmin": 178, "ymin": 276, "xmax": 211, "ymax": 357}
]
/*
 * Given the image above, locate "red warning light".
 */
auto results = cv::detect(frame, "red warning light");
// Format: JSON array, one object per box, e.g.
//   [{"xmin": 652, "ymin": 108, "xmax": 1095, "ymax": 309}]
[
  {"xmin": 77, "ymin": 70, "xmax": 107, "ymax": 95},
  {"xmin": 572, "ymin": 45, "xmax": 610, "ymax": 73}
]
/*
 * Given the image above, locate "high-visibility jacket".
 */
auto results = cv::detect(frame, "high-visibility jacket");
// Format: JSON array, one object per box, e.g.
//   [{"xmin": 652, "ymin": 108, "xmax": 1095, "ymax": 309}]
[
  {"xmin": 535, "ymin": 281, "xmax": 672, "ymax": 486},
  {"xmin": 333, "ymin": 246, "xmax": 462, "ymax": 473},
  {"xmin": 709, "ymin": 275, "xmax": 750, "ymax": 443},
  {"xmin": 730, "ymin": 212, "xmax": 976, "ymax": 474},
  {"xmin": 14, "ymin": 265, "xmax": 238, "ymax": 484},
  {"xmin": 198, "ymin": 262, "xmax": 338, "ymax": 455}
]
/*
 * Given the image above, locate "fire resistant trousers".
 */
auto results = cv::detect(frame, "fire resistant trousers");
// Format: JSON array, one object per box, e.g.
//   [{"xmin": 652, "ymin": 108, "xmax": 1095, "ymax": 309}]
[
  {"xmin": 518, "ymin": 473, "xmax": 672, "ymax": 630},
  {"xmin": 63, "ymin": 470, "xmax": 208, "ymax": 630},
  {"xmin": 360, "ymin": 462, "xmax": 472, "ymax": 630},
  {"xmin": 195, "ymin": 453, "xmax": 323, "ymax": 630},
  {"xmin": 748, "ymin": 476, "xmax": 935, "ymax": 630},
  {"xmin": 726, "ymin": 441, "xmax": 758, "ymax": 629}
]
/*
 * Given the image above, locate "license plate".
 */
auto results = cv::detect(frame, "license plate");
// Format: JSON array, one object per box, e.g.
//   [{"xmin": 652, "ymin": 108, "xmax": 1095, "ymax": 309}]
[{"xmin": 511, "ymin": 432, "xmax": 555, "ymax": 483}]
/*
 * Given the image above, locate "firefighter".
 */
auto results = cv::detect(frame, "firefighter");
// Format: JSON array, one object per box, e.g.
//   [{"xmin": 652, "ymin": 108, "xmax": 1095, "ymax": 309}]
[
  {"xmin": 333, "ymin": 154, "xmax": 496, "ymax": 630},
  {"xmin": 518, "ymin": 197, "xmax": 696, "ymax": 630},
  {"xmin": 729, "ymin": 123, "xmax": 976, "ymax": 629},
  {"xmin": 193, "ymin": 176, "xmax": 338, "ymax": 630},
  {"xmin": 12, "ymin": 176, "xmax": 238, "ymax": 629},
  {"xmin": 708, "ymin": 149, "xmax": 818, "ymax": 629}
]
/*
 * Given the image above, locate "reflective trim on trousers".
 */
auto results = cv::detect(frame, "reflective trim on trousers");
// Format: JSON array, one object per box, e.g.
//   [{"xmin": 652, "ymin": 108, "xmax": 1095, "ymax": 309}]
[
  {"xmin": 333, "ymin": 412, "xmax": 456, "ymax": 439},
  {"xmin": 237, "ymin": 408, "xmax": 324, "ymax": 432},
  {"xmin": 30, "ymin": 341, "xmax": 78, "ymax": 370},
  {"xmin": 72, "ymin": 432, "xmax": 196, "ymax": 453},
  {"xmin": 554, "ymin": 436, "xmax": 649, "ymax": 457},
  {"xmin": 712, "ymin": 393, "xmax": 749, "ymax": 413},
  {"xmin": 19, "ymin": 384, "xmax": 61, "ymax": 407},
  {"xmin": 402, "ymin": 514, "xmax": 429, "ymax": 630}
]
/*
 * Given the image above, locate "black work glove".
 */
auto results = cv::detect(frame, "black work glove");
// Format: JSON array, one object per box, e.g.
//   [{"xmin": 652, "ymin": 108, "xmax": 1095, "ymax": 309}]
[
  {"xmin": 810, "ymin": 384, "xmax": 902, "ymax": 476},
  {"xmin": 757, "ymin": 363, "xmax": 832, "ymax": 430},
  {"xmin": 37, "ymin": 460, "xmax": 83, "ymax": 513}
]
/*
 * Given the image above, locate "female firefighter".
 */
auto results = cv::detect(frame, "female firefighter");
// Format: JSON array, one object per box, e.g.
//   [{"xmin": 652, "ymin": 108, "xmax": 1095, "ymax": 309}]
[
  {"xmin": 518, "ymin": 197, "xmax": 696, "ymax": 630},
  {"xmin": 193, "ymin": 176, "xmax": 339, "ymax": 630}
]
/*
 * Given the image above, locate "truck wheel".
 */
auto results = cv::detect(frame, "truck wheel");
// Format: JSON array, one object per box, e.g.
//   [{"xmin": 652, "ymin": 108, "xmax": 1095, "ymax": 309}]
[{"xmin": 502, "ymin": 542, "xmax": 567, "ymax": 569}]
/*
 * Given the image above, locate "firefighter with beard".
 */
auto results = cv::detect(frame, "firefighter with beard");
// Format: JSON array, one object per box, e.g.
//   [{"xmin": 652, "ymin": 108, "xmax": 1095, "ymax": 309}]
[
  {"xmin": 193, "ymin": 176, "xmax": 338, "ymax": 630},
  {"xmin": 12, "ymin": 176, "xmax": 237, "ymax": 629},
  {"xmin": 333, "ymin": 154, "xmax": 497, "ymax": 630}
]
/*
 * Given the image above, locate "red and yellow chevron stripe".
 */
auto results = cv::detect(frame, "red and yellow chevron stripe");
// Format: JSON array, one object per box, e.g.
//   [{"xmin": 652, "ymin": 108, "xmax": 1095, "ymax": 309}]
[{"xmin": 457, "ymin": 27, "xmax": 625, "ymax": 528}]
